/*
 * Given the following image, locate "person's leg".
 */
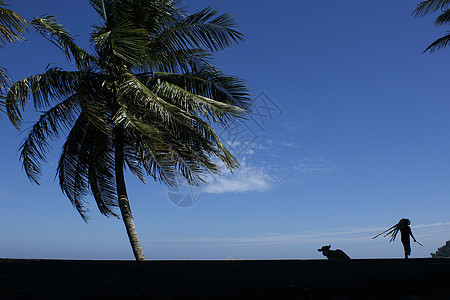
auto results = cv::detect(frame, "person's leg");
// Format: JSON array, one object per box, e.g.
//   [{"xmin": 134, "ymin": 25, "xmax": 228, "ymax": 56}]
[{"xmin": 403, "ymin": 240, "xmax": 411, "ymax": 259}]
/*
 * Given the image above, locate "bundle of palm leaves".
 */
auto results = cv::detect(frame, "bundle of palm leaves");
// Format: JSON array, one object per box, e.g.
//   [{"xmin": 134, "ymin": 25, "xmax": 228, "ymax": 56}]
[
  {"xmin": 373, "ymin": 220, "xmax": 404, "ymax": 242},
  {"xmin": 373, "ymin": 219, "xmax": 423, "ymax": 246}
]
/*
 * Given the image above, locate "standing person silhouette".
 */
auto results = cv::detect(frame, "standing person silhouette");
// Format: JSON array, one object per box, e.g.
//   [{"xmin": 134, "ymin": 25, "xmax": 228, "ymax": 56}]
[
  {"xmin": 399, "ymin": 219, "xmax": 417, "ymax": 259},
  {"xmin": 373, "ymin": 218, "xmax": 422, "ymax": 259}
]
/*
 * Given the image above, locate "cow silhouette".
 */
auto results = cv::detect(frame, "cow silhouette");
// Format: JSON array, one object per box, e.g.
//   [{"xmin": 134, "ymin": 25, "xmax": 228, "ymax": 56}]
[{"xmin": 318, "ymin": 245, "xmax": 350, "ymax": 260}]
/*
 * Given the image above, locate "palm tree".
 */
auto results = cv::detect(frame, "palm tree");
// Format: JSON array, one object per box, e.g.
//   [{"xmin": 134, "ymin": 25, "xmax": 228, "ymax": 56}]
[
  {"xmin": 6, "ymin": 0, "xmax": 250, "ymax": 261},
  {"xmin": 0, "ymin": 1, "xmax": 29, "ymax": 111},
  {"xmin": 414, "ymin": 0, "xmax": 450, "ymax": 52}
]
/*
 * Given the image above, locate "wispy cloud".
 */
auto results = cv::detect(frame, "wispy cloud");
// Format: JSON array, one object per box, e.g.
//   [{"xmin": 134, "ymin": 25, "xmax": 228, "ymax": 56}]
[
  {"xmin": 285, "ymin": 157, "xmax": 339, "ymax": 179},
  {"xmin": 281, "ymin": 142, "xmax": 299, "ymax": 149},
  {"xmin": 202, "ymin": 140, "xmax": 339, "ymax": 194},
  {"xmin": 143, "ymin": 222, "xmax": 450, "ymax": 247},
  {"xmin": 144, "ymin": 228, "xmax": 377, "ymax": 246},
  {"xmin": 203, "ymin": 160, "xmax": 272, "ymax": 194},
  {"xmin": 411, "ymin": 222, "xmax": 450, "ymax": 239}
]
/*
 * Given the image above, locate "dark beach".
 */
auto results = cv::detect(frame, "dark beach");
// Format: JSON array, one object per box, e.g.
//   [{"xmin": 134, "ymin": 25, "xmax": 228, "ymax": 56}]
[{"xmin": 1, "ymin": 258, "xmax": 450, "ymax": 299}]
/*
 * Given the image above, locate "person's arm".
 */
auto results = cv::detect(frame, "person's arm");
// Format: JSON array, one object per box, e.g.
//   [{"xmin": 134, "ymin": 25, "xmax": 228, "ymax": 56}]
[{"xmin": 409, "ymin": 228, "xmax": 417, "ymax": 242}]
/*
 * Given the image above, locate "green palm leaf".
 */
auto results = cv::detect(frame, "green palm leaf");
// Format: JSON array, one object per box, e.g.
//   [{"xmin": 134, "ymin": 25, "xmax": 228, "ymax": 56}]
[
  {"xmin": 89, "ymin": 0, "xmax": 113, "ymax": 22},
  {"xmin": 150, "ymin": 79, "xmax": 246, "ymax": 124},
  {"xmin": 155, "ymin": 7, "xmax": 243, "ymax": 54},
  {"xmin": 0, "ymin": 1, "xmax": 29, "ymax": 47},
  {"xmin": 58, "ymin": 113, "xmax": 119, "ymax": 220},
  {"xmin": 20, "ymin": 95, "xmax": 80, "ymax": 183},
  {"xmin": 32, "ymin": 16, "xmax": 96, "ymax": 69},
  {"xmin": 92, "ymin": 21, "xmax": 149, "ymax": 66},
  {"xmin": 118, "ymin": 72, "xmax": 196, "ymax": 126},
  {"xmin": 149, "ymin": 69, "xmax": 251, "ymax": 113},
  {"xmin": 115, "ymin": 107, "xmax": 178, "ymax": 185},
  {"xmin": 135, "ymin": 48, "xmax": 212, "ymax": 74},
  {"xmin": 0, "ymin": 65, "xmax": 9, "ymax": 93},
  {"xmin": 111, "ymin": 0, "xmax": 179, "ymax": 33},
  {"xmin": 6, "ymin": 68, "xmax": 81, "ymax": 127},
  {"xmin": 57, "ymin": 114, "xmax": 91, "ymax": 221}
]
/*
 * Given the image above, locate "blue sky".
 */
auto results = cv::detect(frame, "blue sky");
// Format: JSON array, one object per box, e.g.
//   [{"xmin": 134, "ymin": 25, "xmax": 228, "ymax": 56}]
[{"xmin": 1, "ymin": 0, "xmax": 450, "ymax": 260}]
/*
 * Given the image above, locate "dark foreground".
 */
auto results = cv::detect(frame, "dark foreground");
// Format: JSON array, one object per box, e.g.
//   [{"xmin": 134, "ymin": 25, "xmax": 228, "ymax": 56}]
[{"xmin": 1, "ymin": 258, "xmax": 450, "ymax": 299}]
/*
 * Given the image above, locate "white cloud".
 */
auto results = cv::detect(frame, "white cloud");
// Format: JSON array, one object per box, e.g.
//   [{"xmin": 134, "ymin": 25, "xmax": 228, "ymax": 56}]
[
  {"xmin": 412, "ymin": 222, "xmax": 450, "ymax": 239},
  {"xmin": 201, "ymin": 139, "xmax": 340, "ymax": 194},
  {"xmin": 203, "ymin": 161, "xmax": 272, "ymax": 194}
]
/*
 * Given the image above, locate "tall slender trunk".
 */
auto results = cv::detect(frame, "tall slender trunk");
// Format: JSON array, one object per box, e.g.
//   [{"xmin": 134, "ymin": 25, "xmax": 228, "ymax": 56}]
[{"xmin": 115, "ymin": 125, "xmax": 146, "ymax": 261}]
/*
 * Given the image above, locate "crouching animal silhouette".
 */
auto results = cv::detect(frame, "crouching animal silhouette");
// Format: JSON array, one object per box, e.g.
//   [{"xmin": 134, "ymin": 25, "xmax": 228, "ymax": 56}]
[{"xmin": 318, "ymin": 245, "xmax": 350, "ymax": 260}]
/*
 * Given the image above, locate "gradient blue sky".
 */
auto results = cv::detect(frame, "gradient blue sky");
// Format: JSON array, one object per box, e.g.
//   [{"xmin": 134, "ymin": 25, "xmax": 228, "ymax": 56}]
[{"xmin": 1, "ymin": 0, "xmax": 450, "ymax": 260}]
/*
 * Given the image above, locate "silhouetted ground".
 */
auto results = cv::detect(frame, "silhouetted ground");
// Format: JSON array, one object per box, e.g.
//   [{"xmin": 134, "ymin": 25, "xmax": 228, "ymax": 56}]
[{"xmin": 1, "ymin": 258, "xmax": 450, "ymax": 299}]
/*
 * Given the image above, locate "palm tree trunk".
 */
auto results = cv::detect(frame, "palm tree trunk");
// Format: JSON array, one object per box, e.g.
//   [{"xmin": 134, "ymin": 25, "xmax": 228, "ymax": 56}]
[{"xmin": 115, "ymin": 125, "xmax": 146, "ymax": 261}]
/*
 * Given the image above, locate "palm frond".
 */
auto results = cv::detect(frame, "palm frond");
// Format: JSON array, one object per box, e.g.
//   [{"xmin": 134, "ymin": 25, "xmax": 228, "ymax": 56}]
[
  {"xmin": 88, "ymin": 165, "xmax": 119, "ymax": 218},
  {"xmin": 118, "ymin": 102, "xmax": 223, "ymax": 187},
  {"xmin": 89, "ymin": 0, "xmax": 114, "ymax": 23},
  {"xmin": 135, "ymin": 48, "xmax": 212, "ymax": 74},
  {"xmin": 0, "ymin": 94, "xmax": 6, "ymax": 114},
  {"xmin": 57, "ymin": 114, "xmax": 91, "ymax": 221},
  {"xmin": 118, "ymin": 71, "xmax": 241, "ymax": 178},
  {"xmin": 163, "ymin": 66, "xmax": 251, "ymax": 109},
  {"xmin": 76, "ymin": 75, "xmax": 112, "ymax": 135},
  {"xmin": 127, "ymin": 107, "xmax": 237, "ymax": 183},
  {"xmin": 172, "ymin": 148, "xmax": 208, "ymax": 185},
  {"xmin": 148, "ymin": 78, "xmax": 245, "ymax": 127},
  {"xmin": 112, "ymin": 0, "xmax": 180, "ymax": 35},
  {"xmin": 193, "ymin": 118, "xmax": 239, "ymax": 171},
  {"xmin": 19, "ymin": 95, "xmax": 80, "ymax": 183},
  {"xmin": 87, "ymin": 131, "xmax": 119, "ymax": 218},
  {"xmin": 117, "ymin": 72, "xmax": 195, "ymax": 128},
  {"xmin": 92, "ymin": 21, "xmax": 149, "ymax": 66},
  {"xmin": 32, "ymin": 15, "xmax": 96, "ymax": 69},
  {"xmin": 123, "ymin": 143, "xmax": 147, "ymax": 183},
  {"xmin": 115, "ymin": 107, "xmax": 178, "ymax": 185},
  {"xmin": 414, "ymin": 0, "xmax": 450, "ymax": 16},
  {"xmin": 0, "ymin": 1, "xmax": 29, "ymax": 47},
  {"xmin": 58, "ymin": 113, "xmax": 118, "ymax": 221},
  {"xmin": 132, "ymin": 139, "xmax": 178, "ymax": 186},
  {"xmin": 203, "ymin": 70, "xmax": 252, "ymax": 110},
  {"xmin": 153, "ymin": 7, "xmax": 243, "ymax": 54},
  {"xmin": 177, "ymin": 113, "xmax": 238, "ymax": 172},
  {"xmin": 161, "ymin": 123, "xmax": 230, "ymax": 185},
  {"xmin": 424, "ymin": 32, "xmax": 450, "ymax": 52},
  {"xmin": 6, "ymin": 68, "xmax": 81, "ymax": 127},
  {"xmin": 435, "ymin": 8, "xmax": 450, "ymax": 24},
  {"xmin": 148, "ymin": 70, "xmax": 250, "ymax": 117},
  {"xmin": 0, "ymin": 65, "xmax": 10, "ymax": 92}
]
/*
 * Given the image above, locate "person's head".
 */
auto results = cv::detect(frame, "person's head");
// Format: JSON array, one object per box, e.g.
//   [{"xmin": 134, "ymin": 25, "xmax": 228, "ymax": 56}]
[{"xmin": 400, "ymin": 218, "xmax": 410, "ymax": 225}]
